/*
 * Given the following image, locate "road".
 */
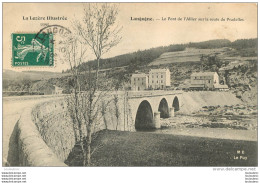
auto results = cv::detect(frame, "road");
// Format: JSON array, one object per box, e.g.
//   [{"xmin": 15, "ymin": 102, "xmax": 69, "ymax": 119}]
[{"xmin": 2, "ymin": 95, "xmax": 62, "ymax": 166}]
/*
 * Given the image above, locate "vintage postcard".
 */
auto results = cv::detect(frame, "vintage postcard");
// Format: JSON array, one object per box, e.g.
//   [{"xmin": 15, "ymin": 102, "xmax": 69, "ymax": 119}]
[{"xmin": 2, "ymin": 2, "xmax": 258, "ymax": 182}]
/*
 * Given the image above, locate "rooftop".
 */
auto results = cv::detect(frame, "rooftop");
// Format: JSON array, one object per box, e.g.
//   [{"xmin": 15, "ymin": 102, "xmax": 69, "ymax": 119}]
[
  {"xmin": 190, "ymin": 84, "xmax": 205, "ymax": 88},
  {"xmin": 149, "ymin": 68, "xmax": 170, "ymax": 73},
  {"xmin": 131, "ymin": 73, "xmax": 147, "ymax": 77},
  {"xmin": 214, "ymin": 84, "xmax": 229, "ymax": 89},
  {"xmin": 191, "ymin": 72, "xmax": 217, "ymax": 77}
]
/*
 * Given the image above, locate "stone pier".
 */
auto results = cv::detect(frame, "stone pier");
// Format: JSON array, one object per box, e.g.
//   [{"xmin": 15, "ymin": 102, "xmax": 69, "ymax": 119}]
[
  {"xmin": 169, "ymin": 107, "xmax": 175, "ymax": 117},
  {"xmin": 153, "ymin": 111, "xmax": 161, "ymax": 129}
]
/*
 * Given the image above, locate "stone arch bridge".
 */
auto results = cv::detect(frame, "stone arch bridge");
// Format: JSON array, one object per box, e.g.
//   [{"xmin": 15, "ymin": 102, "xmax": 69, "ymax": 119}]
[{"xmin": 109, "ymin": 91, "xmax": 183, "ymax": 131}]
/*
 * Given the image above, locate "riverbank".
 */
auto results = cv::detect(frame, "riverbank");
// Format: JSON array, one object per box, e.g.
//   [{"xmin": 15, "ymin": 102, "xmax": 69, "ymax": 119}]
[{"xmin": 65, "ymin": 130, "xmax": 257, "ymax": 166}]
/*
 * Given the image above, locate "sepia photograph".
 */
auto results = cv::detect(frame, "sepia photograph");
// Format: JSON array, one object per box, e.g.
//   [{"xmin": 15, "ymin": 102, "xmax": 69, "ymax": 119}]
[{"xmin": 1, "ymin": 1, "xmax": 258, "ymax": 182}]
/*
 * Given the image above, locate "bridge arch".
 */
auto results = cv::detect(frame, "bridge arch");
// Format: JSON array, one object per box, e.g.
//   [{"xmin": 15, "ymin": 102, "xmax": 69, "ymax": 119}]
[
  {"xmin": 158, "ymin": 98, "xmax": 169, "ymax": 118},
  {"xmin": 172, "ymin": 96, "xmax": 180, "ymax": 111},
  {"xmin": 135, "ymin": 100, "xmax": 154, "ymax": 130}
]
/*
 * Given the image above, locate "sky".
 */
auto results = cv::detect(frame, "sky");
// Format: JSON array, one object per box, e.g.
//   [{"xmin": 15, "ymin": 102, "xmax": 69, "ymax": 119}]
[{"xmin": 3, "ymin": 3, "xmax": 257, "ymax": 72}]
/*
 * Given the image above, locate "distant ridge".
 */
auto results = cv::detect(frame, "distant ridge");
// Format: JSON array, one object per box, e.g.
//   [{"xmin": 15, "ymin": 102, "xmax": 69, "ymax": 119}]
[
  {"xmin": 3, "ymin": 69, "xmax": 66, "ymax": 81},
  {"xmin": 73, "ymin": 38, "xmax": 257, "ymax": 73}
]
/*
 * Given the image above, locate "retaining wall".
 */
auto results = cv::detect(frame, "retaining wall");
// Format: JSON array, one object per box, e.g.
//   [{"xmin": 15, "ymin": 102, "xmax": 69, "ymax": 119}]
[
  {"xmin": 27, "ymin": 91, "xmax": 242, "ymax": 165},
  {"xmin": 31, "ymin": 95, "xmax": 134, "ymax": 162},
  {"xmin": 32, "ymin": 99, "xmax": 75, "ymax": 162},
  {"xmin": 17, "ymin": 107, "xmax": 66, "ymax": 166}
]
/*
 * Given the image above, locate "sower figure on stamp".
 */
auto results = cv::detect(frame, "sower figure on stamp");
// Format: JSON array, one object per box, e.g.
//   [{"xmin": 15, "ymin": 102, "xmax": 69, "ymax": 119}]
[{"xmin": 14, "ymin": 39, "xmax": 48, "ymax": 62}]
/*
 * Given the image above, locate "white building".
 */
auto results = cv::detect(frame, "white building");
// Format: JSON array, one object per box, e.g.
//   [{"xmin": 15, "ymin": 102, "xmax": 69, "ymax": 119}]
[
  {"xmin": 131, "ymin": 73, "xmax": 148, "ymax": 91},
  {"xmin": 52, "ymin": 85, "xmax": 63, "ymax": 94},
  {"xmin": 148, "ymin": 68, "xmax": 171, "ymax": 89},
  {"xmin": 190, "ymin": 72, "xmax": 228, "ymax": 90}
]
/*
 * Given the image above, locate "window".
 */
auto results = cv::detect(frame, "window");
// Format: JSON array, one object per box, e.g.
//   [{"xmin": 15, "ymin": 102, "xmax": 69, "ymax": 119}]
[
  {"xmin": 161, "ymin": 80, "xmax": 163, "ymax": 83},
  {"xmin": 134, "ymin": 78, "xmax": 135, "ymax": 81},
  {"xmin": 152, "ymin": 81, "xmax": 154, "ymax": 83},
  {"xmin": 157, "ymin": 75, "xmax": 158, "ymax": 78},
  {"xmin": 138, "ymin": 78, "xmax": 139, "ymax": 81},
  {"xmin": 161, "ymin": 75, "xmax": 163, "ymax": 78},
  {"xmin": 208, "ymin": 80, "xmax": 210, "ymax": 83}
]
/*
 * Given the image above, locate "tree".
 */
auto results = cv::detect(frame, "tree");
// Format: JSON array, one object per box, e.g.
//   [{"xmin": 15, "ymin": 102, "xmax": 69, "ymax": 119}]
[
  {"xmin": 76, "ymin": 3, "xmax": 122, "ymax": 83},
  {"xmin": 65, "ymin": 35, "xmax": 113, "ymax": 166},
  {"xmin": 65, "ymin": 34, "xmax": 88, "ymax": 166},
  {"xmin": 20, "ymin": 79, "xmax": 32, "ymax": 92},
  {"xmin": 201, "ymin": 54, "xmax": 223, "ymax": 72},
  {"xmin": 65, "ymin": 3, "xmax": 122, "ymax": 166}
]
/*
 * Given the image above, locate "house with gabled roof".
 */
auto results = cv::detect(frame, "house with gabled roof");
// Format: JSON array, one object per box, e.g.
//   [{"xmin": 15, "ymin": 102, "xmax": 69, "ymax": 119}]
[{"xmin": 190, "ymin": 72, "xmax": 228, "ymax": 90}]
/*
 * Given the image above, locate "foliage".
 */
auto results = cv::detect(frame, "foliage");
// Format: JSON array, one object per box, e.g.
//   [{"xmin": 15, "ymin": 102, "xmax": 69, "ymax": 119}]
[
  {"xmin": 188, "ymin": 39, "xmax": 231, "ymax": 49},
  {"xmin": 67, "ymin": 38, "xmax": 257, "ymax": 83},
  {"xmin": 231, "ymin": 38, "xmax": 257, "ymax": 50},
  {"xmin": 74, "ymin": 3, "xmax": 122, "ymax": 81},
  {"xmin": 65, "ymin": 3, "xmax": 122, "ymax": 166},
  {"xmin": 200, "ymin": 54, "xmax": 223, "ymax": 72},
  {"xmin": 76, "ymin": 44, "xmax": 186, "ymax": 72}
]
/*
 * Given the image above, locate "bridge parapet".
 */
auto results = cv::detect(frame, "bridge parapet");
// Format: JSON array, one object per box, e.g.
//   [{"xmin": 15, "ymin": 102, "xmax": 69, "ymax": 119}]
[
  {"xmin": 17, "ymin": 107, "xmax": 66, "ymax": 166},
  {"xmin": 127, "ymin": 90, "xmax": 183, "ymax": 98}
]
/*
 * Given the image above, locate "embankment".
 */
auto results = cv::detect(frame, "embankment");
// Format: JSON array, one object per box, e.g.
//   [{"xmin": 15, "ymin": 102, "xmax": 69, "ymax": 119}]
[
  {"xmin": 17, "ymin": 107, "xmax": 66, "ymax": 166},
  {"xmin": 32, "ymin": 99, "xmax": 75, "ymax": 162},
  {"xmin": 29, "ymin": 91, "xmax": 242, "ymax": 164},
  {"xmin": 179, "ymin": 91, "xmax": 242, "ymax": 114},
  {"xmin": 31, "ymin": 95, "xmax": 132, "ymax": 162}
]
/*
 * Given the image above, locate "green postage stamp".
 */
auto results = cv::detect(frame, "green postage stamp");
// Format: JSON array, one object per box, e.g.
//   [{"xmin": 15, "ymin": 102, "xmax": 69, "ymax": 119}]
[{"xmin": 12, "ymin": 33, "xmax": 54, "ymax": 66}]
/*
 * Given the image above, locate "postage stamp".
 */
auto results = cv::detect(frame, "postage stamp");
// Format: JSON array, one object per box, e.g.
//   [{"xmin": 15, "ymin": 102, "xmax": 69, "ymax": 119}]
[
  {"xmin": 12, "ymin": 33, "xmax": 54, "ymax": 66},
  {"xmin": 35, "ymin": 25, "xmax": 71, "ymax": 65}
]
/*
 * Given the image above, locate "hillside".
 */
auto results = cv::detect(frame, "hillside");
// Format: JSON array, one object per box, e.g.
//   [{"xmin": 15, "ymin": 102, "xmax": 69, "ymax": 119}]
[
  {"xmin": 3, "ymin": 70, "xmax": 71, "ymax": 96},
  {"xmin": 180, "ymin": 91, "xmax": 242, "ymax": 114},
  {"xmin": 74, "ymin": 38, "xmax": 256, "ymax": 71},
  {"xmin": 226, "ymin": 60, "xmax": 258, "ymax": 105},
  {"xmin": 3, "ymin": 38, "xmax": 257, "ymax": 101},
  {"xmin": 3, "ymin": 70, "xmax": 66, "ymax": 81},
  {"xmin": 149, "ymin": 47, "xmax": 228, "ymax": 66},
  {"xmin": 149, "ymin": 47, "xmax": 257, "ymax": 67}
]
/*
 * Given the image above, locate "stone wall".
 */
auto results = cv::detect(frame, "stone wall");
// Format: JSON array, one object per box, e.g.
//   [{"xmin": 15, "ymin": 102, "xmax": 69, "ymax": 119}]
[
  {"xmin": 32, "ymin": 99, "xmax": 75, "ymax": 162},
  {"xmin": 17, "ymin": 107, "xmax": 66, "ymax": 166},
  {"xmin": 31, "ymin": 95, "xmax": 135, "ymax": 163}
]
